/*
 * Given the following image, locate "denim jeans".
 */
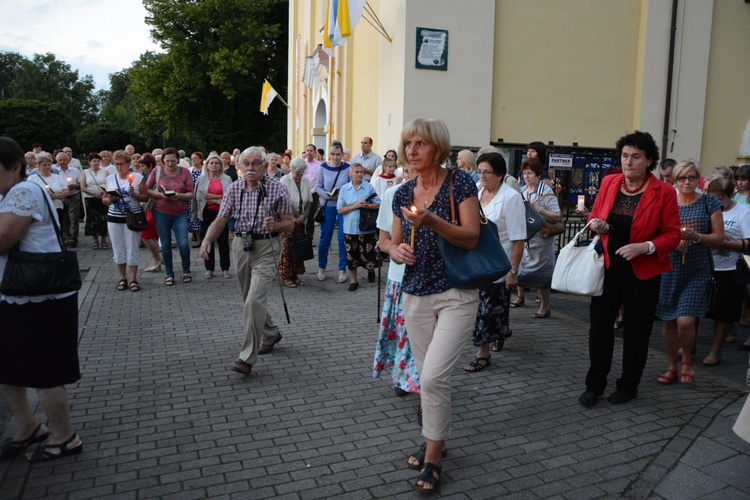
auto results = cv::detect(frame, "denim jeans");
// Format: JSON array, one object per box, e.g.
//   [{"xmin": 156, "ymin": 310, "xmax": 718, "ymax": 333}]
[
  {"xmin": 317, "ymin": 204, "xmax": 346, "ymax": 271},
  {"xmin": 152, "ymin": 210, "xmax": 191, "ymax": 277}
]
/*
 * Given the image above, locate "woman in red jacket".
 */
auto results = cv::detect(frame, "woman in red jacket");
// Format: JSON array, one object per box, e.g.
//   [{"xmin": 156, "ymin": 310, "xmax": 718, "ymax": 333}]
[{"xmin": 579, "ymin": 131, "xmax": 681, "ymax": 408}]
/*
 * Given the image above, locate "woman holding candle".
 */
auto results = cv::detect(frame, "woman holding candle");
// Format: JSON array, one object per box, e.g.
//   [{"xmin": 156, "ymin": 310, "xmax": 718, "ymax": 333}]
[
  {"xmin": 146, "ymin": 147, "xmax": 195, "ymax": 286},
  {"xmin": 28, "ymin": 152, "xmax": 68, "ymax": 220},
  {"xmin": 579, "ymin": 131, "xmax": 681, "ymax": 408},
  {"xmin": 387, "ymin": 118, "xmax": 481, "ymax": 493},
  {"xmin": 102, "ymin": 150, "xmax": 148, "ymax": 292},
  {"xmin": 655, "ymin": 159, "xmax": 723, "ymax": 384},
  {"xmin": 80, "ymin": 152, "xmax": 110, "ymax": 250}
]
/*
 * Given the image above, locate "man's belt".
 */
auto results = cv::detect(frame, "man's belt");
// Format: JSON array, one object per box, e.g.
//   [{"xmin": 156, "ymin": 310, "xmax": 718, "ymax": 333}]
[{"xmin": 235, "ymin": 231, "xmax": 279, "ymax": 240}]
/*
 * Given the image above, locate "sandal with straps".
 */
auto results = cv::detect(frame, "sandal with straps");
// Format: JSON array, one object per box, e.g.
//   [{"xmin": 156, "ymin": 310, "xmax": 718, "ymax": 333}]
[
  {"xmin": 165, "ymin": 277, "xmax": 174, "ymax": 286},
  {"xmin": 283, "ymin": 278, "xmax": 297, "ymax": 288},
  {"xmin": 509, "ymin": 296, "xmax": 525, "ymax": 308},
  {"xmin": 129, "ymin": 281, "xmax": 140, "ymax": 292},
  {"xmin": 464, "ymin": 356, "xmax": 491, "ymax": 373},
  {"xmin": 657, "ymin": 368, "xmax": 677, "ymax": 385},
  {"xmin": 116, "ymin": 279, "xmax": 127, "ymax": 291},
  {"xmin": 182, "ymin": 273, "xmax": 192, "ymax": 283},
  {"xmin": 680, "ymin": 361, "xmax": 695, "ymax": 384},
  {"xmin": 0, "ymin": 423, "xmax": 48, "ymax": 460},
  {"xmin": 414, "ymin": 462, "xmax": 442, "ymax": 494},
  {"xmin": 26, "ymin": 433, "xmax": 82, "ymax": 463},
  {"xmin": 407, "ymin": 442, "xmax": 448, "ymax": 470}
]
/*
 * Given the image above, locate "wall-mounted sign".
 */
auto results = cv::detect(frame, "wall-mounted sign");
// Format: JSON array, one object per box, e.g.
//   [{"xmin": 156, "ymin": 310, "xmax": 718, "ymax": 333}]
[
  {"xmin": 416, "ymin": 28, "xmax": 448, "ymax": 71},
  {"xmin": 549, "ymin": 154, "xmax": 573, "ymax": 170}
]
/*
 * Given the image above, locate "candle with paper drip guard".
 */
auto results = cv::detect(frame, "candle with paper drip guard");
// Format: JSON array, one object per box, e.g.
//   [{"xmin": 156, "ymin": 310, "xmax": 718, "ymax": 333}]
[
  {"xmin": 577, "ymin": 195, "xmax": 585, "ymax": 212},
  {"xmin": 409, "ymin": 205, "xmax": 417, "ymax": 248}
]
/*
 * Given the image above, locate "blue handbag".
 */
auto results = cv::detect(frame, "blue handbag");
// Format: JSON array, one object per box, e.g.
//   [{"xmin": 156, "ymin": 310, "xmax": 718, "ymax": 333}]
[{"xmin": 436, "ymin": 172, "xmax": 511, "ymax": 289}]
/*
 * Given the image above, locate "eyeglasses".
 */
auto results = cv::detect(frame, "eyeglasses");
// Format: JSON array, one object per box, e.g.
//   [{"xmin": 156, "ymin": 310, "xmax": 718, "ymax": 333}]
[
  {"xmin": 241, "ymin": 160, "xmax": 264, "ymax": 168},
  {"xmin": 675, "ymin": 175, "xmax": 699, "ymax": 183},
  {"xmin": 477, "ymin": 170, "xmax": 494, "ymax": 177}
]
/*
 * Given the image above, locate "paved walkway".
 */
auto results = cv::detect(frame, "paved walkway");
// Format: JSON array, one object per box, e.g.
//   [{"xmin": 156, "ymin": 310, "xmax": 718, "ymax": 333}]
[{"xmin": 2, "ymin": 229, "xmax": 749, "ymax": 499}]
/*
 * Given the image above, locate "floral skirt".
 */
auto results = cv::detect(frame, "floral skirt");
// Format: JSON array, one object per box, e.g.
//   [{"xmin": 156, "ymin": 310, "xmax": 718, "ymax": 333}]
[
  {"xmin": 279, "ymin": 223, "xmax": 306, "ymax": 279},
  {"xmin": 84, "ymin": 197, "xmax": 108, "ymax": 237},
  {"xmin": 373, "ymin": 279, "xmax": 420, "ymax": 394},
  {"xmin": 472, "ymin": 282, "xmax": 512, "ymax": 348}
]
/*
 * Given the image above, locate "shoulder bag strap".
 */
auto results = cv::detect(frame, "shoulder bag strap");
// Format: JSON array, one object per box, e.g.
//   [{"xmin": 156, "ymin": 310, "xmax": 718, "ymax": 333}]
[
  {"xmin": 447, "ymin": 171, "xmax": 457, "ymax": 225},
  {"xmin": 29, "ymin": 182, "xmax": 66, "ymax": 251}
]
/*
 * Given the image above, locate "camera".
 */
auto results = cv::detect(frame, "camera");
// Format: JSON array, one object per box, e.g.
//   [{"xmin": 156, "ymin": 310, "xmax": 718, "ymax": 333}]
[{"xmin": 240, "ymin": 231, "xmax": 253, "ymax": 252}]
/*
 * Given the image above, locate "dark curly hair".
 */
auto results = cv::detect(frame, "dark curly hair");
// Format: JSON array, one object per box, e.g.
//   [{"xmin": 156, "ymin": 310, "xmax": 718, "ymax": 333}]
[
  {"xmin": 615, "ymin": 131, "xmax": 659, "ymax": 171},
  {"xmin": 476, "ymin": 152, "xmax": 507, "ymax": 178}
]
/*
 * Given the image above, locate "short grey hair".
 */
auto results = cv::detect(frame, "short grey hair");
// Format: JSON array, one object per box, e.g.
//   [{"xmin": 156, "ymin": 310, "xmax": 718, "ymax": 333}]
[
  {"xmin": 268, "ymin": 152, "xmax": 280, "ymax": 162},
  {"xmin": 290, "ymin": 157, "xmax": 307, "ymax": 175},
  {"xmin": 240, "ymin": 146, "xmax": 267, "ymax": 165},
  {"xmin": 477, "ymin": 145, "xmax": 501, "ymax": 156},
  {"xmin": 349, "ymin": 161, "xmax": 364, "ymax": 171},
  {"xmin": 36, "ymin": 152, "xmax": 53, "ymax": 164}
]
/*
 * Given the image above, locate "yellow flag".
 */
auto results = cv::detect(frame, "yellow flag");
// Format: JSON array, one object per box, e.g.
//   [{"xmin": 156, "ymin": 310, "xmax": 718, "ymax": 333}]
[{"xmin": 260, "ymin": 80, "xmax": 278, "ymax": 115}]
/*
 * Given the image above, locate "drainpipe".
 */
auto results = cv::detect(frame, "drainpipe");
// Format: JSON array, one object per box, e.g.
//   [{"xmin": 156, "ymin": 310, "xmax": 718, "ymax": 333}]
[{"xmin": 662, "ymin": 0, "xmax": 679, "ymax": 158}]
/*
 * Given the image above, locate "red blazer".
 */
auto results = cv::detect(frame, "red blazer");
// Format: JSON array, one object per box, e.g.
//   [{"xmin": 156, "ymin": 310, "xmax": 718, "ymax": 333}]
[{"xmin": 589, "ymin": 173, "xmax": 681, "ymax": 280}]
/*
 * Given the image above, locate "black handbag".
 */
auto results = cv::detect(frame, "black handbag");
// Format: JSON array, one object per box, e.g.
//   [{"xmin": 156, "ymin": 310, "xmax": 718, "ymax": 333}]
[
  {"xmin": 1, "ymin": 184, "xmax": 82, "ymax": 296},
  {"xmin": 289, "ymin": 233, "xmax": 314, "ymax": 262},
  {"xmin": 313, "ymin": 205, "xmax": 325, "ymax": 224},
  {"xmin": 125, "ymin": 210, "xmax": 148, "ymax": 231},
  {"xmin": 524, "ymin": 200, "xmax": 545, "ymax": 241},
  {"xmin": 436, "ymin": 172, "xmax": 511, "ymax": 289},
  {"xmin": 737, "ymin": 255, "xmax": 750, "ymax": 285},
  {"xmin": 359, "ymin": 194, "xmax": 378, "ymax": 232}
]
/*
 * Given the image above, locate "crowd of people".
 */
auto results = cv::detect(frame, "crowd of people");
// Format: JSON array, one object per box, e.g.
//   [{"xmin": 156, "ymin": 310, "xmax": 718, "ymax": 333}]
[{"xmin": 3, "ymin": 128, "xmax": 750, "ymax": 495}]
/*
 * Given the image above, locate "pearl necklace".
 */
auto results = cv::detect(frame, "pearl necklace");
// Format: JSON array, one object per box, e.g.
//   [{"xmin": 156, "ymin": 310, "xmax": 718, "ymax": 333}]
[{"xmin": 621, "ymin": 174, "xmax": 649, "ymax": 194}]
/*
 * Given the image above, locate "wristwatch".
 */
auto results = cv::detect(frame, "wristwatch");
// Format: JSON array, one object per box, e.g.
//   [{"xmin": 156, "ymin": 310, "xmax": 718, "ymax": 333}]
[
  {"xmin": 509, "ymin": 268, "xmax": 518, "ymax": 275},
  {"xmin": 646, "ymin": 241, "xmax": 656, "ymax": 255}
]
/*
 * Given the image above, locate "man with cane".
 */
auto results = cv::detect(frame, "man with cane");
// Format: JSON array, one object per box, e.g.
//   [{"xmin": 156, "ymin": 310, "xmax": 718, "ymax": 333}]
[{"xmin": 200, "ymin": 146, "xmax": 293, "ymax": 375}]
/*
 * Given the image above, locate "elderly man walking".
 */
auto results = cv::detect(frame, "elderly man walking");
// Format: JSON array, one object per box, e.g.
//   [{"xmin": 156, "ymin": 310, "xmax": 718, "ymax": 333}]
[
  {"xmin": 200, "ymin": 147, "xmax": 294, "ymax": 375},
  {"xmin": 56, "ymin": 151, "xmax": 82, "ymax": 247}
]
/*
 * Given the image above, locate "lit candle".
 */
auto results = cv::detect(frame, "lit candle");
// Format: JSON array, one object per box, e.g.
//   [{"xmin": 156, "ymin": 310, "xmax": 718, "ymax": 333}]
[
  {"xmin": 409, "ymin": 205, "xmax": 417, "ymax": 248},
  {"xmin": 66, "ymin": 177, "xmax": 72, "ymax": 183},
  {"xmin": 681, "ymin": 227, "xmax": 687, "ymax": 264},
  {"xmin": 577, "ymin": 195, "xmax": 585, "ymax": 212},
  {"xmin": 128, "ymin": 174, "xmax": 134, "ymax": 184}
]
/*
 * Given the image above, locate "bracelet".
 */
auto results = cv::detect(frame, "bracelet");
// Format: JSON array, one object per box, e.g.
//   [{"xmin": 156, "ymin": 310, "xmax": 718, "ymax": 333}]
[{"xmin": 695, "ymin": 234, "xmax": 702, "ymax": 244}]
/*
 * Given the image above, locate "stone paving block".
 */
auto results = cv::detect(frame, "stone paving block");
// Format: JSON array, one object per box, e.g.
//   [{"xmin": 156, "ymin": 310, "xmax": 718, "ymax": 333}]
[{"xmin": 654, "ymin": 463, "xmax": 726, "ymax": 499}]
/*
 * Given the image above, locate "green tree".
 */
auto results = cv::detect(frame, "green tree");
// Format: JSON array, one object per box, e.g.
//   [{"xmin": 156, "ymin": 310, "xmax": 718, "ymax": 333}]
[
  {"xmin": 0, "ymin": 51, "xmax": 26, "ymax": 101},
  {"xmin": 129, "ymin": 0, "xmax": 288, "ymax": 151},
  {"xmin": 0, "ymin": 99, "xmax": 74, "ymax": 150},
  {"xmin": 11, "ymin": 53, "xmax": 97, "ymax": 127}
]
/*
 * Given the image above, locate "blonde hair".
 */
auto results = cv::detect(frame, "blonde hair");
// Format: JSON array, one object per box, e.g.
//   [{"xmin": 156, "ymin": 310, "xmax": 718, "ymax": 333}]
[
  {"xmin": 398, "ymin": 118, "xmax": 451, "ymax": 167},
  {"xmin": 672, "ymin": 159, "xmax": 700, "ymax": 180},
  {"xmin": 457, "ymin": 149, "xmax": 477, "ymax": 173}
]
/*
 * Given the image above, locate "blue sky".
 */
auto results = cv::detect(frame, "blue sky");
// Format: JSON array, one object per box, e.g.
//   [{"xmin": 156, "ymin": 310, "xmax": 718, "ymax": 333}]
[{"xmin": 0, "ymin": 0, "xmax": 162, "ymax": 90}]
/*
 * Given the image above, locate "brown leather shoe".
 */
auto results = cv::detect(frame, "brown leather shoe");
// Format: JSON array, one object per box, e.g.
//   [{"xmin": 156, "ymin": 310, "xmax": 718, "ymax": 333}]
[
  {"xmin": 230, "ymin": 359, "xmax": 252, "ymax": 374},
  {"xmin": 258, "ymin": 333, "xmax": 282, "ymax": 355}
]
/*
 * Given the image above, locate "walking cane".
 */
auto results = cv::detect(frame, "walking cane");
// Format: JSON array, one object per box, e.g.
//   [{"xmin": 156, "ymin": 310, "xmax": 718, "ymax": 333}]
[
  {"xmin": 259, "ymin": 181, "xmax": 291, "ymax": 324},
  {"xmin": 377, "ymin": 251, "xmax": 382, "ymax": 324}
]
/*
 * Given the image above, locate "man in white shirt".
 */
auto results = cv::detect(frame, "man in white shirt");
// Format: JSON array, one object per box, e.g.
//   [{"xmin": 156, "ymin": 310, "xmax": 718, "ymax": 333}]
[
  {"xmin": 352, "ymin": 136, "xmax": 381, "ymax": 182},
  {"xmin": 303, "ymin": 143, "xmax": 322, "ymax": 240},
  {"xmin": 63, "ymin": 147, "xmax": 82, "ymax": 169},
  {"xmin": 57, "ymin": 151, "xmax": 82, "ymax": 247}
]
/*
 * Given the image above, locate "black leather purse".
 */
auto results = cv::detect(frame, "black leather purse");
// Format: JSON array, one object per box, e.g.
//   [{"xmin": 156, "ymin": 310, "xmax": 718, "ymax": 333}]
[
  {"xmin": 289, "ymin": 233, "xmax": 314, "ymax": 262},
  {"xmin": 359, "ymin": 194, "xmax": 378, "ymax": 232},
  {"xmin": 1, "ymin": 184, "xmax": 82, "ymax": 296}
]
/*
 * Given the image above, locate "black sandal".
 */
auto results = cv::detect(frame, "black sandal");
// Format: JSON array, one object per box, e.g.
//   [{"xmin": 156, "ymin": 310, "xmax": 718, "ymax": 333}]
[
  {"xmin": 464, "ymin": 356, "xmax": 491, "ymax": 372},
  {"xmin": 0, "ymin": 423, "xmax": 48, "ymax": 460},
  {"xmin": 182, "ymin": 273, "xmax": 192, "ymax": 283},
  {"xmin": 130, "ymin": 281, "xmax": 140, "ymax": 292},
  {"xmin": 116, "ymin": 279, "xmax": 127, "ymax": 291},
  {"xmin": 407, "ymin": 442, "xmax": 448, "ymax": 470},
  {"xmin": 414, "ymin": 462, "xmax": 441, "ymax": 494},
  {"xmin": 491, "ymin": 328, "xmax": 513, "ymax": 352},
  {"xmin": 26, "ymin": 433, "xmax": 82, "ymax": 463},
  {"xmin": 509, "ymin": 296, "xmax": 525, "ymax": 308}
]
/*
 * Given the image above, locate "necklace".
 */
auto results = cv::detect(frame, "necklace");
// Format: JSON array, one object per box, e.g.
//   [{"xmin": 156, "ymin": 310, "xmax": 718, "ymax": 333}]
[{"xmin": 622, "ymin": 174, "xmax": 648, "ymax": 194}]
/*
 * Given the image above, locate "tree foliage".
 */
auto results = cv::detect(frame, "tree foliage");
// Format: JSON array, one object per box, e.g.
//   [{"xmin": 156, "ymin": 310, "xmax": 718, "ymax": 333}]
[
  {"xmin": 0, "ymin": 99, "xmax": 74, "ymax": 151},
  {"xmin": 10, "ymin": 53, "xmax": 97, "ymax": 127},
  {"xmin": 130, "ymin": 0, "xmax": 288, "ymax": 151},
  {"xmin": 76, "ymin": 123, "xmax": 139, "ymax": 154}
]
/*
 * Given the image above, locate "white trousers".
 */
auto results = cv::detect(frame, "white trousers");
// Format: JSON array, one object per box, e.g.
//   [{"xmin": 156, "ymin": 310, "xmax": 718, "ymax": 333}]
[{"xmin": 107, "ymin": 221, "xmax": 140, "ymax": 267}]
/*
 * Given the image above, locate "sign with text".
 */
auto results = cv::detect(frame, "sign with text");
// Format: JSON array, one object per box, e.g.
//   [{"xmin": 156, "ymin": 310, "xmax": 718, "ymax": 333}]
[
  {"xmin": 549, "ymin": 154, "xmax": 573, "ymax": 170},
  {"xmin": 416, "ymin": 28, "xmax": 448, "ymax": 71}
]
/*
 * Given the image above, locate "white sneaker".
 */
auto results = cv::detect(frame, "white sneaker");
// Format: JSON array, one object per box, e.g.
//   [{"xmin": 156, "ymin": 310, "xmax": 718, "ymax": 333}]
[
  {"xmin": 223, "ymin": 270, "xmax": 231, "ymax": 279},
  {"xmin": 205, "ymin": 271, "xmax": 213, "ymax": 279},
  {"xmin": 338, "ymin": 271, "xmax": 347, "ymax": 283},
  {"xmin": 317, "ymin": 269, "xmax": 326, "ymax": 281}
]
